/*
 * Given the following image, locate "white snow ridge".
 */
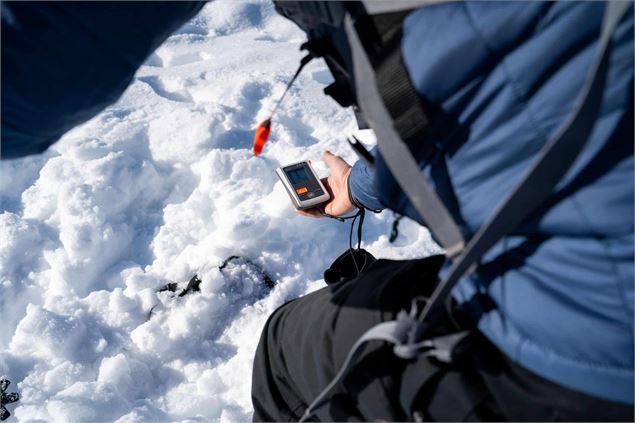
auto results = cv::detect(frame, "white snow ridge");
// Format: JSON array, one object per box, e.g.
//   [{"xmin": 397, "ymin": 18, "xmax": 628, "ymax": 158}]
[{"xmin": 0, "ymin": 1, "xmax": 439, "ymax": 422}]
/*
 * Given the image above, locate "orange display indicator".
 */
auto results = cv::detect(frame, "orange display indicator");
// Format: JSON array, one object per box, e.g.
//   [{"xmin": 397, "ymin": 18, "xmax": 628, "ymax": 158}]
[{"xmin": 296, "ymin": 187, "xmax": 308, "ymax": 195}]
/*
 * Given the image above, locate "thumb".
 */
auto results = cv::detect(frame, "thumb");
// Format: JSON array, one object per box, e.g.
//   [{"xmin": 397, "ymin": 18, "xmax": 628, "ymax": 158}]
[{"xmin": 323, "ymin": 150, "xmax": 346, "ymax": 172}]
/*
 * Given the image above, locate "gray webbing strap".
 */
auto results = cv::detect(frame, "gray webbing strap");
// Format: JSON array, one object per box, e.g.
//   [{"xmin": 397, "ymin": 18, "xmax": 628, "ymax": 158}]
[
  {"xmin": 299, "ymin": 320, "xmax": 403, "ymax": 422},
  {"xmin": 345, "ymin": 16, "xmax": 466, "ymax": 258},
  {"xmin": 299, "ymin": 299, "xmax": 468, "ymax": 422},
  {"xmin": 361, "ymin": 0, "xmax": 451, "ymax": 15},
  {"xmin": 417, "ymin": 0, "xmax": 630, "ymax": 323}
]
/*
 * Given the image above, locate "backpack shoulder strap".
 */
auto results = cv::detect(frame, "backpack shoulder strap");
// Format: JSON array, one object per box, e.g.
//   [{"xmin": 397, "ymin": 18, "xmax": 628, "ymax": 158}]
[{"xmin": 346, "ymin": 5, "xmax": 467, "ymax": 257}]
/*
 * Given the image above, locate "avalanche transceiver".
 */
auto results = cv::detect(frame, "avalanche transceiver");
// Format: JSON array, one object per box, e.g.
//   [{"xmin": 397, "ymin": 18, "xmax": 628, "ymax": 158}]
[{"xmin": 276, "ymin": 161, "xmax": 330, "ymax": 210}]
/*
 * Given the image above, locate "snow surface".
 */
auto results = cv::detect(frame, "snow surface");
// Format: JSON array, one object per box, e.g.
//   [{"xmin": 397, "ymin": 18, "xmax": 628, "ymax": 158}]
[{"xmin": 0, "ymin": 2, "xmax": 440, "ymax": 421}]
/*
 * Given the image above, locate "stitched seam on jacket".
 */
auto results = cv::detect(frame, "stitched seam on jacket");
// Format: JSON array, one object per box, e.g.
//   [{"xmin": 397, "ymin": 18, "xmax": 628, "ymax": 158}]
[
  {"xmin": 461, "ymin": 2, "xmax": 552, "ymax": 151},
  {"xmin": 496, "ymin": 309, "xmax": 634, "ymax": 371},
  {"xmin": 570, "ymin": 193, "xmax": 634, "ymax": 346},
  {"xmin": 602, "ymin": 234, "xmax": 635, "ymax": 339}
]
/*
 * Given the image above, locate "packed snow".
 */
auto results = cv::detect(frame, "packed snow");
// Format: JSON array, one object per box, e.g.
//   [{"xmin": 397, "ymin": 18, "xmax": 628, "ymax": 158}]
[{"xmin": 0, "ymin": 1, "xmax": 440, "ymax": 421}]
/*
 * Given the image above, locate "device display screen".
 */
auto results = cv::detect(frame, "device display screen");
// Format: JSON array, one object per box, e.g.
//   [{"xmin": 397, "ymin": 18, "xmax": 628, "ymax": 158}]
[
  {"xmin": 283, "ymin": 163, "xmax": 325, "ymax": 201},
  {"xmin": 287, "ymin": 167, "xmax": 311, "ymax": 185}
]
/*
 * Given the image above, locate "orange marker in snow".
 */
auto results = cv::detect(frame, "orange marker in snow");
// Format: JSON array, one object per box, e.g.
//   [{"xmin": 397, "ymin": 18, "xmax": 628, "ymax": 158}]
[
  {"xmin": 253, "ymin": 118, "xmax": 271, "ymax": 157},
  {"xmin": 252, "ymin": 53, "xmax": 314, "ymax": 157}
]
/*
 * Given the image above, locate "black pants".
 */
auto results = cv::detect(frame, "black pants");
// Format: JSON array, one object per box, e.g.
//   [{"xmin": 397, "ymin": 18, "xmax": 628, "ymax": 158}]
[{"xmin": 251, "ymin": 256, "xmax": 633, "ymax": 422}]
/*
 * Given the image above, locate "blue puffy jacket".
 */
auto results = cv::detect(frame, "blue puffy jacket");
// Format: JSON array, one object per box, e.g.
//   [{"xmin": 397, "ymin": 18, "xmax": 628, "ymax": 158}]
[{"xmin": 350, "ymin": 1, "xmax": 634, "ymax": 405}]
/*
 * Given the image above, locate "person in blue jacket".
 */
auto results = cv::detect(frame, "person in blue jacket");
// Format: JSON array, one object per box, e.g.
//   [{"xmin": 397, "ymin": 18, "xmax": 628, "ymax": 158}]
[{"xmin": 252, "ymin": 1, "xmax": 634, "ymax": 421}]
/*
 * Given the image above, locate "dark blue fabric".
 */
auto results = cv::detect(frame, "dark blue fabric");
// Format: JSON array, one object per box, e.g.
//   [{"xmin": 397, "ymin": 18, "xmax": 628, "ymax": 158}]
[
  {"xmin": 1, "ymin": 1, "xmax": 205, "ymax": 159},
  {"xmin": 350, "ymin": 1, "xmax": 634, "ymax": 404},
  {"xmin": 349, "ymin": 148, "xmax": 383, "ymax": 211}
]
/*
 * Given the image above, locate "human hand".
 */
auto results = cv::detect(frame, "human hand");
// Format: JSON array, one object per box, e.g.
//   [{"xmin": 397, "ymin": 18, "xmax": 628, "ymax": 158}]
[{"xmin": 298, "ymin": 150, "xmax": 356, "ymax": 218}]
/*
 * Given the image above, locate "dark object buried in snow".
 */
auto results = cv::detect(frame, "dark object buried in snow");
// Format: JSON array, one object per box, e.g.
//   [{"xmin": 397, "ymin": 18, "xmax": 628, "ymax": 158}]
[
  {"xmin": 0, "ymin": 379, "xmax": 20, "ymax": 421},
  {"xmin": 155, "ymin": 256, "xmax": 275, "ymax": 299},
  {"xmin": 158, "ymin": 275, "xmax": 203, "ymax": 297}
]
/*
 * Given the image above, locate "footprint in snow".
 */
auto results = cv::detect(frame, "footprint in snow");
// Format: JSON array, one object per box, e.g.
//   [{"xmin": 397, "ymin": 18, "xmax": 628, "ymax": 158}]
[{"xmin": 137, "ymin": 75, "xmax": 193, "ymax": 103}]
